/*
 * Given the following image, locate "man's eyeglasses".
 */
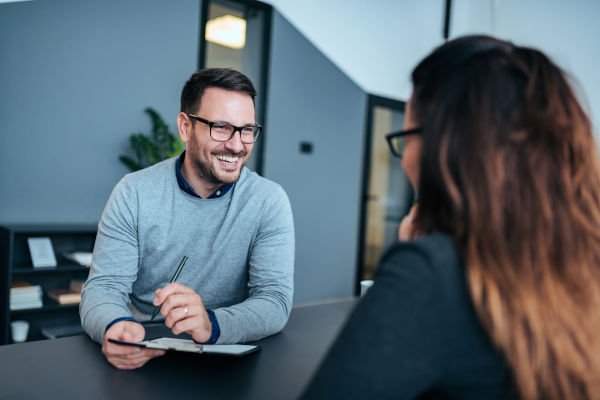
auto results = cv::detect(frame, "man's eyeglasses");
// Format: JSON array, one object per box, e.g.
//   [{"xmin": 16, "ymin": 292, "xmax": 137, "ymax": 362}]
[
  {"xmin": 187, "ymin": 114, "xmax": 262, "ymax": 144},
  {"xmin": 385, "ymin": 127, "xmax": 422, "ymax": 158}
]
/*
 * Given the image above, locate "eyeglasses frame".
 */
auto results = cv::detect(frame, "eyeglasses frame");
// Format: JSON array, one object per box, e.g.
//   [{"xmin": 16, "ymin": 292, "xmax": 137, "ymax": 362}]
[
  {"xmin": 186, "ymin": 113, "xmax": 263, "ymax": 144},
  {"xmin": 385, "ymin": 127, "xmax": 422, "ymax": 158}
]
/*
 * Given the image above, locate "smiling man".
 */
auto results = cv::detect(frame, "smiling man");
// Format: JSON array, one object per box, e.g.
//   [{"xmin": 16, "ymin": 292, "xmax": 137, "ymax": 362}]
[{"xmin": 80, "ymin": 69, "xmax": 295, "ymax": 370}]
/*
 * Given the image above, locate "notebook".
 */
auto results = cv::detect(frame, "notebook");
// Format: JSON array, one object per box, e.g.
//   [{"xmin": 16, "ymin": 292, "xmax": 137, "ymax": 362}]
[{"xmin": 108, "ymin": 337, "xmax": 259, "ymax": 356}]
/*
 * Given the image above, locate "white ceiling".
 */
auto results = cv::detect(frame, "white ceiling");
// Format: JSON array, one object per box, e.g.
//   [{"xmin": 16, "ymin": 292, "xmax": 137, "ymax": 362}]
[{"xmin": 264, "ymin": 0, "xmax": 446, "ymax": 101}]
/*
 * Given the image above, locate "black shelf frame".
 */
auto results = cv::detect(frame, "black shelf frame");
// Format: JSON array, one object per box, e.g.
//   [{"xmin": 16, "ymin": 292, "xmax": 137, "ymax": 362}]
[
  {"xmin": 10, "ymin": 302, "xmax": 80, "ymax": 315},
  {"xmin": 0, "ymin": 224, "xmax": 97, "ymax": 344},
  {"xmin": 12, "ymin": 265, "xmax": 91, "ymax": 274}
]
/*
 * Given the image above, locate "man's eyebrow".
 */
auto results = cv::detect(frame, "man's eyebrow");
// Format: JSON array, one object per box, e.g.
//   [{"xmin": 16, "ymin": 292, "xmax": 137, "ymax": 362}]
[{"xmin": 213, "ymin": 120, "xmax": 257, "ymax": 126}]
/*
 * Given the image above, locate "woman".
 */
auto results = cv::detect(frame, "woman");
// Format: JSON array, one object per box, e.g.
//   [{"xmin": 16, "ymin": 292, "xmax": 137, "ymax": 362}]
[{"xmin": 301, "ymin": 35, "xmax": 600, "ymax": 399}]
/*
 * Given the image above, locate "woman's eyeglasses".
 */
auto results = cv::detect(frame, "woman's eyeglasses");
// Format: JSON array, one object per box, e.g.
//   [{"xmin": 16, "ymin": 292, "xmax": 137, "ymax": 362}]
[{"xmin": 385, "ymin": 127, "xmax": 422, "ymax": 158}]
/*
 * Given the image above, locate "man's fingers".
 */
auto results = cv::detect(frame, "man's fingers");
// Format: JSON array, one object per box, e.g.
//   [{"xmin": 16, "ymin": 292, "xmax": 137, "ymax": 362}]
[
  {"xmin": 104, "ymin": 340, "xmax": 141, "ymax": 356},
  {"xmin": 160, "ymin": 292, "xmax": 205, "ymax": 319},
  {"xmin": 109, "ymin": 346, "xmax": 163, "ymax": 360},
  {"xmin": 164, "ymin": 304, "xmax": 198, "ymax": 329},
  {"xmin": 120, "ymin": 330, "xmax": 134, "ymax": 342},
  {"xmin": 106, "ymin": 348, "xmax": 165, "ymax": 369},
  {"xmin": 154, "ymin": 282, "xmax": 196, "ymax": 306},
  {"xmin": 109, "ymin": 352, "xmax": 164, "ymax": 370},
  {"xmin": 171, "ymin": 315, "xmax": 197, "ymax": 335},
  {"xmin": 172, "ymin": 315, "xmax": 211, "ymax": 342},
  {"xmin": 161, "ymin": 293, "xmax": 190, "ymax": 311}
]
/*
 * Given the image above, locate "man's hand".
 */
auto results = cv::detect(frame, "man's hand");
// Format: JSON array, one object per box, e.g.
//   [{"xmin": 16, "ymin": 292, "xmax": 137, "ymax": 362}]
[
  {"xmin": 399, "ymin": 204, "xmax": 419, "ymax": 242},
  {"xmin": 154, "ymin": 282, "xmax": 212, "ymax": 343},
  {"xmin": 102, "ymin": 320, "xmax": 165, "ymax": 370}
]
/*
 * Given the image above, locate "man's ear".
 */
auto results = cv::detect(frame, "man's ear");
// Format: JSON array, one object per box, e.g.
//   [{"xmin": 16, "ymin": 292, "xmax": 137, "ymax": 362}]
[{"xmin": 177, "ymin": 112, "xmax": 191, "ymax": 143}]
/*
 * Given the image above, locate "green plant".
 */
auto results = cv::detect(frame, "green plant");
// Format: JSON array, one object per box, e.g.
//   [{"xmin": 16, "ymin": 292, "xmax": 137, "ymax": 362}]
[{"xmin": 119, "ymin": 107, "xmax": 185, "ymax": 171}]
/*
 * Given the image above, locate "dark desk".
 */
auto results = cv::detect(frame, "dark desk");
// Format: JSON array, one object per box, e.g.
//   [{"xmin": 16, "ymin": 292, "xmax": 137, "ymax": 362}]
[{"xmin": 0, "ymin": 299, "xmax": 356, "ymax": 399}]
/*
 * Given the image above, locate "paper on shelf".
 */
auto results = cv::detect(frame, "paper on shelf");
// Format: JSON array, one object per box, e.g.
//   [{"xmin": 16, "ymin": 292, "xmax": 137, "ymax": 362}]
[{"xmin": 27, "ymin": 237, "xmax": 57, "ymax": 268}]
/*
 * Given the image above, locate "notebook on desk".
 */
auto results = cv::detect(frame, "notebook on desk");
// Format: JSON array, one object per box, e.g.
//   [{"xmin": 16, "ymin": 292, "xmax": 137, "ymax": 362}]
[
  {"xmin": 109, "ymin": 337, "xmax": 259, "ymax": 356},
  {"xmin": 113, "ymin": 321, "xmax": 259, "ymax": 356}
]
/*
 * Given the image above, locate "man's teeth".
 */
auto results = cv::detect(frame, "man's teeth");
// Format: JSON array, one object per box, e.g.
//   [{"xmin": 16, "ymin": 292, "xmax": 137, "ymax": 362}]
[{"xmin": 216, "ymin": 155, "xmax": 239, "ymax": 163}]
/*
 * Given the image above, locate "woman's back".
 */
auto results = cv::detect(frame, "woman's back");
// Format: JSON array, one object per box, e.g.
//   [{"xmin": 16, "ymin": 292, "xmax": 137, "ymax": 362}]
[{"xmin": 302, "ymin": 234, "xmax": 515, "ymax": 399}]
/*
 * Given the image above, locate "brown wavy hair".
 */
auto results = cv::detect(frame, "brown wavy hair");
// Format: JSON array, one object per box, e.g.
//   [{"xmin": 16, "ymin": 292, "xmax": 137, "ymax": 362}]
[{"xmin": 411, "ymin": 35, "xmax": 600, "ymax": 399}]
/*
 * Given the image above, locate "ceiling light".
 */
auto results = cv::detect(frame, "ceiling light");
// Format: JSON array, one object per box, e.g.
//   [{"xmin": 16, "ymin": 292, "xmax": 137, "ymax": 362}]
[{"xmin": 206, "ymin": 15, "xmax": 246, "ymax": 50}]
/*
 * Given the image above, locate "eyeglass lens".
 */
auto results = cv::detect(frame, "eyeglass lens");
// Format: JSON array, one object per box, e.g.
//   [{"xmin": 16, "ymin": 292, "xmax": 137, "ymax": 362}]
[
  {"xmin": 390, "ymin": 136, "xmax": 406, "ymax": 157},
  {"xmin": 211, "ymin": 123, "xmax": 259, "ymax": 143}
]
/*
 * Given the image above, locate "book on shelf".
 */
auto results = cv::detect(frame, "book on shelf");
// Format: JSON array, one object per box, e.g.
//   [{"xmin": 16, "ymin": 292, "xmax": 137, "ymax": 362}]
[
  {"xmin": 11, "ymin": 281, "xmax": 41, "ymax": 295},
  {"xmin": 47, "ymin": 289, "xmax": 81, "ymax": 305},
  {"xmin": 10, "ymin": 301, "xmax": 43, "ymax": 310},
  {"xmin": 10, "ymin": 281, "xmax": 43, "ymax": 310},
  {"xmin": 62, "ymin": 251, "xmax": 92, "ymax": 267},
  {"xmin": 69, "ymin": 278, "xmax": 86, "ymax": 293}
]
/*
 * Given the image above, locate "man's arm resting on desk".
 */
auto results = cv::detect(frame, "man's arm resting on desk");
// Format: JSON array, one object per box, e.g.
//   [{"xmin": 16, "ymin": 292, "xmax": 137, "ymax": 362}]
[
  {"xmin": 214, "ymin": 186, "xmax": 295, "ymax": 344},
  {"xmin": 80, "ymin": 176, "xmax": 141, "ymax": 343}
]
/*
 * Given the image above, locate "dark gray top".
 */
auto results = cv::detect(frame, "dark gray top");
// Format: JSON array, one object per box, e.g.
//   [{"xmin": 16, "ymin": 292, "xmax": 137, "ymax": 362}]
[{"xmin": 301, "ymin": 234, "xmax": 516, "ymax": 399}]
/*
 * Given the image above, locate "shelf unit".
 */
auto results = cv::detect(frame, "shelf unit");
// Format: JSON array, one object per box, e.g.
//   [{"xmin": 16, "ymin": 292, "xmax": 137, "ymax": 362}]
[{"xmin": 0, "ymin": 224, "xmax": 97, "ymax": 344}]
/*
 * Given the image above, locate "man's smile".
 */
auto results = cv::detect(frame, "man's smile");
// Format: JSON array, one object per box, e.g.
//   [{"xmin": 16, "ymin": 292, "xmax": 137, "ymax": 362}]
[{"xmin": 215, "ymin": 154, "xmax": 240, "ymax": 165}]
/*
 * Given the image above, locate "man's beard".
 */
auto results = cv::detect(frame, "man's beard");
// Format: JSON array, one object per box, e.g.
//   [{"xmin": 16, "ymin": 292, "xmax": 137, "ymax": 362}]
[{"xmin": 187, "ymin": 141, "xmax": 247, "ymax": 185}]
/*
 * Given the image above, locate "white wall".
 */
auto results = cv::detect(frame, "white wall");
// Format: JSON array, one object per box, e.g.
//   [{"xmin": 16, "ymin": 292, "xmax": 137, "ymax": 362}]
[
  {"xmin": 452, "ymin": 0, "xmax": 600, "ymax": 137},
  {"xmin": 264, "ymin": 0, "xmax": 445, "ymax": 101},
  {"xmin": 265, "ymin": 0, "xmax": 600, "ymax": 138}
]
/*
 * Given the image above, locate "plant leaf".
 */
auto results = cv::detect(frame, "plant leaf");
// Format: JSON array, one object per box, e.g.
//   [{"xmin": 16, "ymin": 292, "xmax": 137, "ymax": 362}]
[
  {"xmin": 119, "ymin": 155, "xmax": 143, "ymax": 172},
  {"xmin": 119, "ymin": 108, "xmax": 182, "ymax": 172}
]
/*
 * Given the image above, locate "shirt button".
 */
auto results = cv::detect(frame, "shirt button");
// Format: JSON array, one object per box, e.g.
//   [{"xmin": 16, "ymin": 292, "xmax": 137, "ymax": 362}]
[{"xmin": 216, "ymin": 191, "xmax": 221, "ymax": 196}]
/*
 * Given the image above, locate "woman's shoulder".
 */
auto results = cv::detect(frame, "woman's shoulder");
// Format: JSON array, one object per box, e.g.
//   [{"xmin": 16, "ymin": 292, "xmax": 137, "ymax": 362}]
[
  {"xmin": 378, "ymin": 233, "xmax": 463, "ymax": 281},
  {"xmin": 373, "ymin": 233, "xmax": 474, "ymax": 318}
]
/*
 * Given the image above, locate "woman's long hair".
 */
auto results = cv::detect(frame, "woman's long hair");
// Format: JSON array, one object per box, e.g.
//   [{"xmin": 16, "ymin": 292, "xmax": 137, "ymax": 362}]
[{"xmin": 412, "ymin": 35, "xmax": 600, "ymax": 399}]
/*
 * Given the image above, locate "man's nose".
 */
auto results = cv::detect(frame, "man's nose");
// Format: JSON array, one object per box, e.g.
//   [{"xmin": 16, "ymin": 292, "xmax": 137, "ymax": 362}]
[{"xmin": 224, "ymin": 130, "xmax": 244, "ymax": 153}]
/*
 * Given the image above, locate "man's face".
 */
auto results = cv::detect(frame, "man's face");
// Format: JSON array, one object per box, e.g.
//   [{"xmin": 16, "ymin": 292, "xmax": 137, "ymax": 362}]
[{"xmin": 182, "ymin": 87, "xmax": 255, "ymax": 185}]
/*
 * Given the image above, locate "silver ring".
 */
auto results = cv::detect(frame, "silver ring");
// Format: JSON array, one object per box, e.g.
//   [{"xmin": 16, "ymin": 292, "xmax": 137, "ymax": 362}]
[{"xmin": 183, "ymin": 307, "xmax": 189, "ymax": 316}]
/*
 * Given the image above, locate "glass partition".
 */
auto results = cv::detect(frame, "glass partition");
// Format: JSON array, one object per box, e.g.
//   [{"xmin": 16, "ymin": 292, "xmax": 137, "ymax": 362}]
[
  {"xmin": 199, "ymin": 0, "xmax": 270, "ymax": 173},
  {"xmin": 358, "ymin": 96, "xmax": 415, "ymax": 287}
]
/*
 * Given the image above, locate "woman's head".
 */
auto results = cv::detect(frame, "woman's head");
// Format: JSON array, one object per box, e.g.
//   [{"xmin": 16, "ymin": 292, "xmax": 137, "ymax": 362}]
[
  {"xmin": 409, "ymin": 35, "xmax": 599, "ymax": 243},
  {"xmin": 407, "ymin": 35, "xmax": 600, "ymax": 400}
]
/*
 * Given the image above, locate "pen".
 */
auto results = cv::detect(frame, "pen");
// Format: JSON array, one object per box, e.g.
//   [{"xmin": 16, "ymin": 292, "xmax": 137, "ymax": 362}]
[{"xmin": 150, "ymin": 255, "xmax": 188, "ymax": 321}]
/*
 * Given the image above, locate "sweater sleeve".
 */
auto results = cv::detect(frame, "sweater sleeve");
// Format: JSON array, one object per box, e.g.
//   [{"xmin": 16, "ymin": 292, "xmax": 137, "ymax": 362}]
[
  {"xmin": 213, "ymin": 185, "xmax": 295, "ymax": 343},
  {"xmin": 300, "ymin": 242, "xmax": 444, "ymax": 399},
  {"xmin": 79, "ymin": 177, "xmax": 140, "ymax": 343}
]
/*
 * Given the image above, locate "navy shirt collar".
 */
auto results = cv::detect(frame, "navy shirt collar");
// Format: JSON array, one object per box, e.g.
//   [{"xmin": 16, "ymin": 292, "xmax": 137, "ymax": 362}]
[{"xmin": 175, "ymin": 151, "xmax": 233, "ymax": 199}]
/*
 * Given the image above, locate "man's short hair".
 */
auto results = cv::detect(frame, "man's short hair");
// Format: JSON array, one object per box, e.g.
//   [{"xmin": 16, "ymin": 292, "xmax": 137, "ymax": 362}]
[{"xmin": 180, "ymin": 68, "xmax": 257, "ymax": 114}]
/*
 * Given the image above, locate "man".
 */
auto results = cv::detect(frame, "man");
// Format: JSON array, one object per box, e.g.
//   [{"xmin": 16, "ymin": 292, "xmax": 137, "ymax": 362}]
[{"xmin": 80, "ymin": 68, "xmax": 295, "ymax": 370}]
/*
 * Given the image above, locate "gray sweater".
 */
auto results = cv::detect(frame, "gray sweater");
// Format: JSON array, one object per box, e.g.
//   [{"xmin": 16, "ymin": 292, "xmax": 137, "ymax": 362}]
[{"xmin": 80, "ymin": 157, "xmax": 295, "ymax": 344}]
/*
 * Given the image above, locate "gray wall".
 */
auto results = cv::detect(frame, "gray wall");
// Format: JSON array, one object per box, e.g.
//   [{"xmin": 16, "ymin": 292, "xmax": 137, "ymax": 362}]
[
  {"xmin": 0, "ymin": 0, "xmax": 199, "ymax": 223},
  {"xmin": 0, "ymin": 1, "xmax": 366, "ymax": 304},
  {"xmin": 264, "ymin": 11, "xmax": 367, "ymax": 303}
]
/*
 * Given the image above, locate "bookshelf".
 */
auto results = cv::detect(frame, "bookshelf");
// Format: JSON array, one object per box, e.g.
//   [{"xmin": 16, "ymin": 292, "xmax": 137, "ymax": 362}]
[{"xmin": 0, "ymin": 224, "xmax": 97, "ymax": 344}]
